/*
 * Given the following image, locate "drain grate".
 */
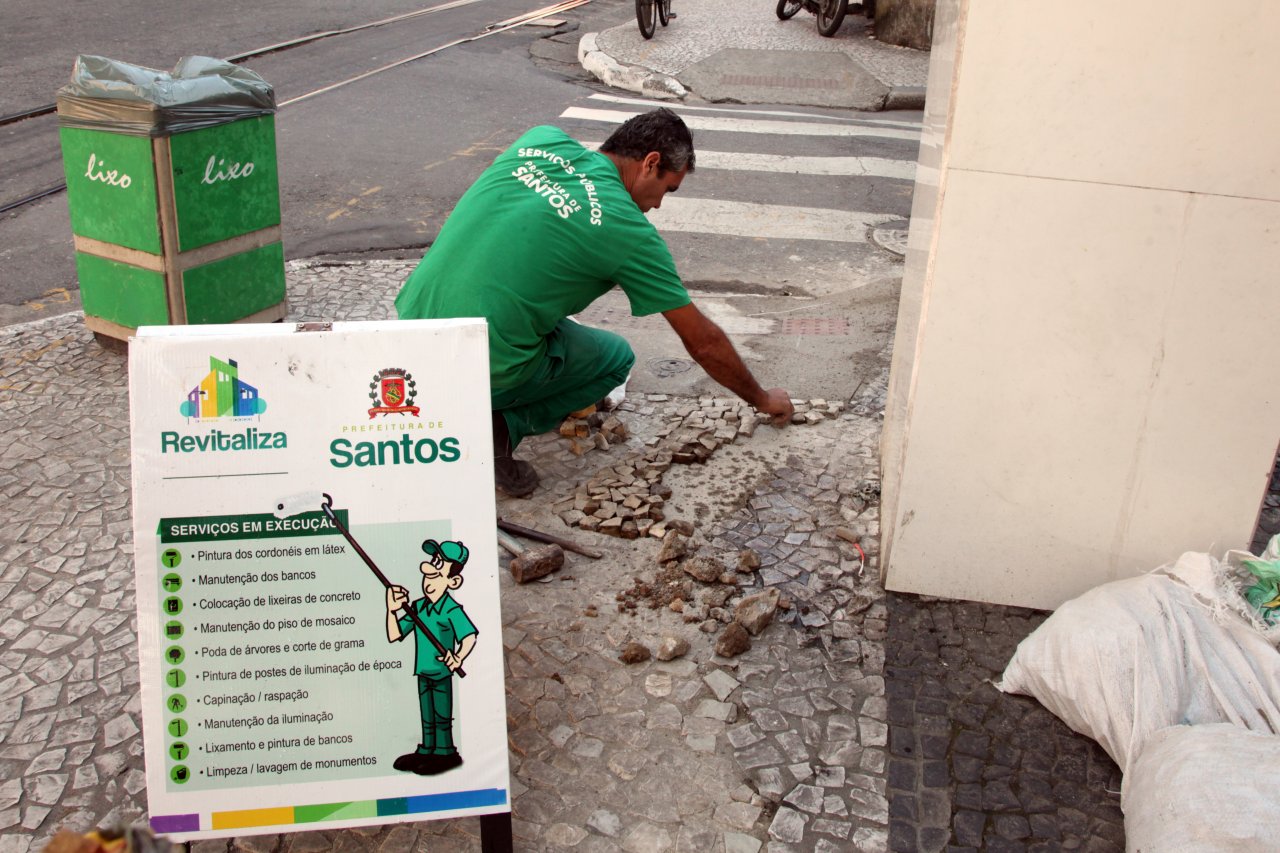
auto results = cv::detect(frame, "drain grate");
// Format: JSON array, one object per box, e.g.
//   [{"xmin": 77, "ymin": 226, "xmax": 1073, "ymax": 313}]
[
  {"xmin": 780, "ymin": 317, "xmax": 849, "ymax": 335},
  {"xmin": 647, "ymin": 357, "xmax": 693, "ymax": 378}
]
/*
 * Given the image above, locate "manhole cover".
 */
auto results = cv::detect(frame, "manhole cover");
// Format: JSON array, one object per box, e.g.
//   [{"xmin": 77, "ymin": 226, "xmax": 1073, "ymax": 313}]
[
  {"xmin": 647, "ymin": 357, "xmax": 693, "ymax": 378},
  {"xmin": 780, "ymin": 318, "xmax": 849, "ymax": 335},
  {"xmin": 872, "ymin": 227, "xmax": 909, "ymax": 258}
]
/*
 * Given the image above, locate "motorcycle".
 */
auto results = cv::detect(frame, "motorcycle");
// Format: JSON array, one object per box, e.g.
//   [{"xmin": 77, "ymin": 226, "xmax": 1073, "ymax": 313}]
[
  {"xmin": 775, "ymin": 0, "xmax": 874, "ymax": 38},
  {"xmin": 636, "ymin": 0, "xmax": 672, "ymax": 39}
]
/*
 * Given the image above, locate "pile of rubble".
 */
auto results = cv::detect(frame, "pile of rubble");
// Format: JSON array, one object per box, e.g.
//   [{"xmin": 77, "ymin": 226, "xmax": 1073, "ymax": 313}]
[
  {"xmin": 612, "ymin": 530, "xmax": 790, "ymax": 661},
  {"xmin": 552, "ymin": 396, "xmax": 847, "ymax": 539},
  {"xmin": 557, "ymin": 408, "xmax": 631, "ymax": 454}
]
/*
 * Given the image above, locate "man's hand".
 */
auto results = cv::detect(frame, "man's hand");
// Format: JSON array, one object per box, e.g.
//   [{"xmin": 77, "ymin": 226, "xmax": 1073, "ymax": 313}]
[
  {"xmin": 386, "ymin": 585, "xmax": 409, "ymax": 613},
  {"xmin": 756, "ymin": 388, "xmax": 794, "ymax": 427},
  {"xmin": 437, "ymin": 650, "xmax": 463, "ymax": 672}
]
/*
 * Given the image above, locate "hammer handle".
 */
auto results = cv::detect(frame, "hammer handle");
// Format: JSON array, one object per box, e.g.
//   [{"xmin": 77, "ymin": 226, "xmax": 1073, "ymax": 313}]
[
  {"xmin": 496, "ymin": 529, "xmax": 525, "ymax": 557},
  {"xmin": 498, "ymin": 518, "xmax": 602, "ymax": 559}
]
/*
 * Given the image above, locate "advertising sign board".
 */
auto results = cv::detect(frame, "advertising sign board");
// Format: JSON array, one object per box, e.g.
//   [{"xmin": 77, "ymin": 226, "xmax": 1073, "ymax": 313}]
[{"xmin": 128, "ymin": 320, "xmax": 508, "ymax": 839}]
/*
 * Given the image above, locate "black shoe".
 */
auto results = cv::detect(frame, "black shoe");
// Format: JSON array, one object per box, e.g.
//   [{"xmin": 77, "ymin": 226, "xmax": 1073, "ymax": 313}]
[
  {"xmin": 393, "ymin": 752, "xmax": 430, "ymax": 772},
  {"xmin": 496, "ymin": 456, "xmax": 539, "ymax": 497},
  {"xmin": 413, "ymin": 753, "xmax": 464, "ymax": 776},
  {"xmin": 493, "ymin": 412, "xmax": 539, "ymax": 497}
]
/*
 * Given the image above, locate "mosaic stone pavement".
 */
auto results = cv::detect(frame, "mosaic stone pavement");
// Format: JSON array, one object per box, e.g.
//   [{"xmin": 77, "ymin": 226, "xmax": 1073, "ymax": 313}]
[{"xmin": 2, "ymin": 261, "xmax": 1135, "ymax": 853}]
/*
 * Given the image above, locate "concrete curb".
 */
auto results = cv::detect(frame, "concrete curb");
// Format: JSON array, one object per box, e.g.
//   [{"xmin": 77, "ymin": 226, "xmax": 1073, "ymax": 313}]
[
  {"xmin": 885, "ymin": 85, "xmax": 927, "ymax": 111},
  {"xmin": 578, "ymin": 32, "xmax": 687, "ymax": 100}
]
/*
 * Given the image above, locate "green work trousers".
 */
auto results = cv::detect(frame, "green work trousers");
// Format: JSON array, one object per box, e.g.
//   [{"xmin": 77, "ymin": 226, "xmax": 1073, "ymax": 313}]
[
  {"xmin": 492, "ymin": 319, "xmax": 634, "ymax": 449},
  {"xmin": 416, "ymin": 675, "xmax": 456, "ymax": 756}
]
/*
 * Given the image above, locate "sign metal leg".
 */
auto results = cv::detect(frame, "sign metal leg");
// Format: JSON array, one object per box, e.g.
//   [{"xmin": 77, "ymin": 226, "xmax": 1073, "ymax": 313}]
[{"xmin": 479, "ymin": 811, "xmax": 513, "ymax": 853}]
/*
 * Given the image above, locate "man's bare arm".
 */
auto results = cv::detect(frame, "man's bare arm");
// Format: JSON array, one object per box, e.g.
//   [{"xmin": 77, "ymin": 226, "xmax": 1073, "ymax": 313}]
[{"xmin": 663, "ymin": 303, "xmax": 794, "ymax": 425}]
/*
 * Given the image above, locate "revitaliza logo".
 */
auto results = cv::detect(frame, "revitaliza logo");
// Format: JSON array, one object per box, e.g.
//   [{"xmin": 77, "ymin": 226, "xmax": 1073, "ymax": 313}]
[
  {"xmin": 180, "ymin": 356, "xmax": 266, "ymax": 419},
  {"xmin": 165, "ymin": 357, "xmax": 286, "ymax": 454}
]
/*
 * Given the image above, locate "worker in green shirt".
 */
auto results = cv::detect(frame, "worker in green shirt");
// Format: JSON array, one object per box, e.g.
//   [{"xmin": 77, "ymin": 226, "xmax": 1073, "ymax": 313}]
[{"xmin": 396, "ymin": 108, "xmax": 794, "ymax": 497}]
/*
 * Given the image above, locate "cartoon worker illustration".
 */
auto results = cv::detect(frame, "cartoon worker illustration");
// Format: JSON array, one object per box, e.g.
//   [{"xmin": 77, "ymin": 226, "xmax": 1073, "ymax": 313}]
[{"xmin": 386, "ymin": 538, "xmax": 477, "ymax": 775}]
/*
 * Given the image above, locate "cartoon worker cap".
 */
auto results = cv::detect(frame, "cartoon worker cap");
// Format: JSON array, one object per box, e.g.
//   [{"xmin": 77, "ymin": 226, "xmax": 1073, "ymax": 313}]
[{"xmin": 422, "ymin": 539, "xmax": 469, "ymax": 567}]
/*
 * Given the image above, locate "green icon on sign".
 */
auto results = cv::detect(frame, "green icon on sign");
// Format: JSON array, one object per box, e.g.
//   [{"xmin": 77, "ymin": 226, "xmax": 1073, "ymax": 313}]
[
  {"xmin": 164, "ymin": 597, "xmax": 183, "ymax": 615},
  {"xmin": 162, "ymin": 573, "xmax": 182, "ymax": 592},
  {"xmin": 168, "ymin": 694, "xmax": 187, "ymax": 713},
  {"xmin": 164, "ymin": 621, "xmax": 184, "ymax": 640},
  {"xmin": 168, "ymin": 719, "xmax": 188, "ymax": 738},
  {"xmin": 166, "ymin": 669, "xmax": 186, "ymax": 689},
  {"xmin": 162, "ymin": 549, "xmax": 183, "ymax": 569},
  {"xmin": 170, "ymin": 741, "xmax": 189, "ymax": 761},
  {"xmin": 165, "ymin": 646, "xmax": 185, "ymax": 666},
  {"xmin": 171, "ymin": 765, "xmax": 190, "ymax": 784}
]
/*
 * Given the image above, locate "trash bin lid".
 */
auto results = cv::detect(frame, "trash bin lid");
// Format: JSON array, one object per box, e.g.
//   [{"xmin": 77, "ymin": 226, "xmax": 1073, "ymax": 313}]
[{"xmin": 56, "ymin": 55, "xmax": 276, "ymax": 137}]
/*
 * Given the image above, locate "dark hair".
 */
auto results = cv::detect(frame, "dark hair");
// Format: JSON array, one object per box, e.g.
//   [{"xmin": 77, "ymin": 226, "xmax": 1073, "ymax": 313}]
[{"xmin": 600, "ymin": 108, "xmax": 695, "ymax": 173}]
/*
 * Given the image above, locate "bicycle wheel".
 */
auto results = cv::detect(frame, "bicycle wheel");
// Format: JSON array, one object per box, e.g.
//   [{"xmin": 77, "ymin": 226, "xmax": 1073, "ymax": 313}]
[
  {"xmin": 775, "ymin": 0, "xmax": 802, "ymax": 20},
  {"xmin": 658, "ymin": 0, "xmax": 670, "ymax": 27},
  {"xmin": 636, "ymin": 0, "xmax": 656, "ymax": 39},
  {"xmin": 816, "ymin": 0, "xmax": 847, "ymax": 36}
]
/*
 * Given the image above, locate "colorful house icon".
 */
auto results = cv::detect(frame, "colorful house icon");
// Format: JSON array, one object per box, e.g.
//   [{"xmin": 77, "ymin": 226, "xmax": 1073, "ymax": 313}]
[{"xmin": 179, "ymin": 357, "xmax": 266, "ymax": 419}]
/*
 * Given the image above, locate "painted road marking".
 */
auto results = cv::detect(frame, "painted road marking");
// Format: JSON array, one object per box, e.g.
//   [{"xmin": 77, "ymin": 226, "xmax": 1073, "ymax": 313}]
[
  {"xmin": 584, "ymin": 93, "xmax": 922, "ymax": 130},
  {"xmin": 578, "ymin": 143, "xmax": 914, "ymax": 180},
  {"xmin": 689, "ymin": 150, "xmax": 914, "ymax": 179},
  {"xmin": 647, "ymin": 197, "xmax": 898, "ymax": 243},
  {"xmin": 560, "ymin": 107, "xmax": 920, "ymax": 140}
]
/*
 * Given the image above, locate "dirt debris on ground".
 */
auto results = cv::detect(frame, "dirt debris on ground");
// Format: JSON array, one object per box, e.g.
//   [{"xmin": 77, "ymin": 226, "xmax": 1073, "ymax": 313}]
[{"xmin": 550, "ymin": 397, "xmax": 849, "ymax": 541}]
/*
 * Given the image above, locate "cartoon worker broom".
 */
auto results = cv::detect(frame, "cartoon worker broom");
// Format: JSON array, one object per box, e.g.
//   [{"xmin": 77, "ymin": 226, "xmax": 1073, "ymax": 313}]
[{"xmin": 308, "ymin": 493, "xmax": 477, "ymax": 775}]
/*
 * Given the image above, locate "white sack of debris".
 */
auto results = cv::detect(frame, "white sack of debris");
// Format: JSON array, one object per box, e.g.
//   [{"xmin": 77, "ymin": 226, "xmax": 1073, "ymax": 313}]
[
  {"xmin": 1123, "ymin": 723, "xmax": 1280, "ymax": 852},
  {"xmin": 995, "ymin": 549, "xmax": 1280, "ymax": 775}
]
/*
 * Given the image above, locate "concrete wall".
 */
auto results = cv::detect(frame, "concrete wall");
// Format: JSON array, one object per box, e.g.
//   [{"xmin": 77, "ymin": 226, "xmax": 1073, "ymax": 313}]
[
  {"xmin": 873, "ymin": 0, "xmax": 935, "ymax": 51},
  {"xmin": 881, "ymin": 0, "xmax": 1280, "ymax": 609}
]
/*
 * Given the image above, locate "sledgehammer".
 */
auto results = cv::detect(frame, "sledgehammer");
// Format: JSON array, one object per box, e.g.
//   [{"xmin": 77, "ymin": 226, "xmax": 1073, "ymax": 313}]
[{"xmin": 497, "ymin": 529, "xmax": 563, "ymax": 583}]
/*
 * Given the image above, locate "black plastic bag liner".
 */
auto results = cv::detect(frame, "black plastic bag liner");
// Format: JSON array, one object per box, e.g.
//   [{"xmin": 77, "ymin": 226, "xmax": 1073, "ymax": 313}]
[{"xmin": 56, "ymin": 55, "xmax": 276, "ymax": 137}]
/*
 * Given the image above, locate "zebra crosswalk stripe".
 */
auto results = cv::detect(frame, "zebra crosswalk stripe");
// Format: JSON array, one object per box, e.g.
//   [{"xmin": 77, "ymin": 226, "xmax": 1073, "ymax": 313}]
[
  {"xmin": 584, "ymin": 93, "xmax": 923, "ymax": 130},
  {"xmin": 559, "ymin": 103, "xmax": 914, "ymax": 243},
  {"xmin": 577, "ymin": 143, "xmax": 915, "ymax": 179},
  {"xmin": 648, "ymin": 197, "xmax": 898, "ymax": 243},
  {"xmin": 560, "ymin": 107, "xmax": 920, "ymax": 141}
]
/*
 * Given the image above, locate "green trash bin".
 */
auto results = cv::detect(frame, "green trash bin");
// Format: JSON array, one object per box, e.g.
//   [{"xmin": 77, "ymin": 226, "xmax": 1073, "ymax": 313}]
[{"xmin": 57, "ymin": 55, "xmax": 288, "ymax": 345}]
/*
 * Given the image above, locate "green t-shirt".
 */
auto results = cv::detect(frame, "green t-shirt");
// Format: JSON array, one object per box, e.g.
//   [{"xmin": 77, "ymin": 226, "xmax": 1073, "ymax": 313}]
[
  {"xmin": 395, "ymin": 126, "xmax": 691, "ymax": 390},
  {"xmin": 396, "ymin": 592, "xmax": 477, "ymax": 679}
]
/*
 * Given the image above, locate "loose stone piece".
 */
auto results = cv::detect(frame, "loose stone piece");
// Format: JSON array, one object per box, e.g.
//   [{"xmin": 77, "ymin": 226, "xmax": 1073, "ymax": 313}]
[
  {"xmin": 658, "ymin": 532, "xmax": 688, "ymax": 564},
  {"xmin": 715, "ymin": 622, "xmax": 752, "ymax": 658},
  {"xmin": 683, "ymin": 556, "xmax": 725, "ymax": 583},
  {"xmin": 735, "ymin": 588, "xmax": 781, "ymax": 636},
  {"xmin": 619, "ymin": 642, "xmax": 652, "ymax": 664},
  {"xmin": 655, "ymin": 636, "xmax": 690, "ymax": 661}
]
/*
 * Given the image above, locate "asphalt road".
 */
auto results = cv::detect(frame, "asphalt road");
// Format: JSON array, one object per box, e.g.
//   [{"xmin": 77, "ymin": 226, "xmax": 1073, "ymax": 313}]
[
  {"xmin": 0, "ymin": 0, "xmax": 920, "ymax": 408},
  {"xmin": 0, "ymin": 0, "xmax": 603, "ymax": 318}
]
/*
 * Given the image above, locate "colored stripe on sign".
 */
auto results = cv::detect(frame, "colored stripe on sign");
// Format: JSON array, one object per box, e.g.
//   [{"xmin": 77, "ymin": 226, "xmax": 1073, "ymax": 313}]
[
  {"xmin": 150, "ymin": 814, "xmax": 200, "ymax": 834},
  {"xmin": 163, "ymin": 789, "xmax": 513, "ymax": 833},
  {"xmin": 295, "ymin": 800, "xmax": 379, "ymax": 823},
  {"xmin": 212, "ymin": 806, "xmax": 295, "ymax": 831}
]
